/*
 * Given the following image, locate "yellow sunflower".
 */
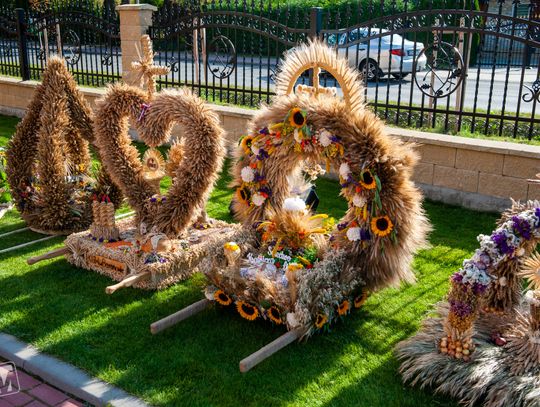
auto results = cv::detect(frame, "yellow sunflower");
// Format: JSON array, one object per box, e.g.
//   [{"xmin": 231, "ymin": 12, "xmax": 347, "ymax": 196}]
[
  {"xmin": 236, "ymin": 185, "xmax": 251, "ymax": 205},
  {"xmin": 337, "ymin": 300, "xmax": 350, "ymax": 316},
  {"xmin": 354, "ymin": 291, "xmax": 369, "ymax": 308},
  {"xmin": 315, "ymin": 313, "xmax": 328, "ymax": 329},
  {"xmin": 288, "ymin": 107, "xmax": 307, "ymax": 128},
  {"xmin": 370, "ymin": 215, "xmax": 394, "ymax": 237},
  {"xmin": 240, "ymin": 135, "xmax": 254, "ymax": 155},
  {"xmin": 358, "ymin": 169, "xmax": 377, "ymax": 190},
  {"xmin": 214, "ymin": 289, "xmax": 232, "ymax": 306},
  {"xmin": 236, "ymin": 301, "xmax": 259, "ymax": 321},
  {"xmin": 267, "ymin": 306, "xmax": 283, "ymax": 325}
]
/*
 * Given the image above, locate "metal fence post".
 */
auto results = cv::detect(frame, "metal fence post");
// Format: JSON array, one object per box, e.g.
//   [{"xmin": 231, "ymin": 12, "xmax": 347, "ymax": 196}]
[
  {"xmin": 309, "ymin": 7, "xmax": 323, "ymax": 40},
  {"xmin": 308, "ymin": 7, "xmax": 323, "ymax": 86},
  {"xmin": 15, "ymin": 8, "xmax": 30, "ymax": 80}
]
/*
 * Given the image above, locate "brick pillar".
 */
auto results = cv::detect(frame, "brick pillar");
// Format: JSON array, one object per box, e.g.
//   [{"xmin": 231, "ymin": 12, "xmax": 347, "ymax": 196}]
[{"xmin": 116, "ymin": 3, "xmax": 157, "ymax": 83}]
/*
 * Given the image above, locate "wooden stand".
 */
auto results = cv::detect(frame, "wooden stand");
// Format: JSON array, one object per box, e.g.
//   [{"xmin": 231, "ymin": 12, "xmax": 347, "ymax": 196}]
[
  {"xmin": 27, "ymin": 246, "xmax": 69, "ymax": 265},
  {"xmin": 105, "ymin": 271, "xmax": 150, "ymax": 294},
  {"xmin": 150, "ymin": 299, "xmax": 211, "ymax": 334},
  {"xmin": 239, "ymin": 328, "xmax": 306, "ymax": 372}
]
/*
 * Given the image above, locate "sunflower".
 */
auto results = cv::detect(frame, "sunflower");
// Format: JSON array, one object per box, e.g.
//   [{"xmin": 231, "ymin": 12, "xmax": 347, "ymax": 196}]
[
  {"xmin": 358, "ymin": 169, "xmax": 377, "ymax": 190},
  {"xmin": 288, "ymin": 107, "xmax": 307, "ymax": 128},
  {"xmin": 214, "ymin": 289, "xmax": 232, "ymax": 306},
  {"xmin": 354, "ymin": 291, "xmax": 369, "ymax": 308},
  {"xmin": 240, "ymin": 135, "xmax": 254, "ymax": 155},
  {"xmin": 236, "ymin": 185, "xmax": 251, "ymax": 205},
  {"xmin": 315, "ymin": 313, "xmax": 328, "ymax": 329},
  {"xmin": 519, "ymin": 251, "xmax": 540, "ymax": 290},
  {"xmin": 370, "ymin": 215, "xmax": 394, "ymax": 237},
  {"xmin": 236, "ymin": 301, "xmax": 259, "ymax": 321},
  {"xmin": 337, "ymin": 300, "xmax": 350, "ymax": 316},
  {"xmin": 267, "ymin": 306, "xmax": 283, "ymax": 325}
]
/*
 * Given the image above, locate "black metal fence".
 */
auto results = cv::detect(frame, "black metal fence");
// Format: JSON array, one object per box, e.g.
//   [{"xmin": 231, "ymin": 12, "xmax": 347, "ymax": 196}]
[
  {"xmin": 148, "ymin": 0, "xmax": 540, "ymax": 139},
  {"xmin": 0, "ymin": 0, "xmax": 121, "ymax": 86},
  {"xmin": 0, "ymin": 0, "xmax": 539, "ymax": 139}
]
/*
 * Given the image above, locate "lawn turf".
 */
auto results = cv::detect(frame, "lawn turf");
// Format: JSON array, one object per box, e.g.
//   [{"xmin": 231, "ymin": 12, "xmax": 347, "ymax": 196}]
[{"xmin": 0, "ymin": 114, "xmax": 499, "ymax": 406}]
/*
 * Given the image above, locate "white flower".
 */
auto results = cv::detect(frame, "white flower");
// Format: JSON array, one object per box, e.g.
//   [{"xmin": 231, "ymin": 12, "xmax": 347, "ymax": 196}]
[
  {"xmin": 251, "ymin": 192, "xmax": 266, "ymax": 206},
  {"xmin": 339, "ymin": 162, "xmax": 351, "ymax": 179},
  {"xmin": 346, "ymin": 227, "xmax": 362, "ymax": 241},
  {"xmin": 294, "ymin": 128, "xmax": 302, "ymax": 143},
  {"xmin": 240, "ymin": 166, "xmax": 255, "ymax": 183},
  {"xmin": 286, "ymin": 312, "xmax": 300, "ymax": 328},
  {"xmin": 352, "ymin": 194, "xmax": 367, "ymax": 208},
  {"xmin": 283, "ymin": 196, "xmax": 306, "ymax": 212},
  {"xmin": 317, "ymin": 129, "xmax": 333, "ymax": 147},
  {"xmin": 204, "ymin": 286, "xmax": 217, "ymax": 300},
  {"xmin": 498, "ymin": 276, "xmax": 507, "ymax": 286},
  {"xmin": 251, "ymin": 143, "xmax": 260, "ymax": 156}
]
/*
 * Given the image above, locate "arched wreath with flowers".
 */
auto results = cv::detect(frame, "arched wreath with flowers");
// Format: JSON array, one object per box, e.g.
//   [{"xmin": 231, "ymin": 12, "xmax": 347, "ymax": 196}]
[{"xmin": 201, "ymin": 41, "xmax": 430, "ymax": 337}]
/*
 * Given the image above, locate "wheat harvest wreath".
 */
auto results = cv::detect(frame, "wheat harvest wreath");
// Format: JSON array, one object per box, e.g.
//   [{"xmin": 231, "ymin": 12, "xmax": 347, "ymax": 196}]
[{"xmin": 150, "ymin": 40, "xmax": 431, "ymax": 372}]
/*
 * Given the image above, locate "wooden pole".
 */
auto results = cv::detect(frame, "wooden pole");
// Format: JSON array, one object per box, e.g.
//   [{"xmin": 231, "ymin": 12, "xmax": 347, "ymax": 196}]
[
  {"xmin": 0, "ymin": 226, "xmax": 29, "ymax": 239},
  {"xmin": 150, "ymin": 299, "xmax": 211, "ymax": 334},
  {"xmin": 105, "ymin": 271, "xmax": 150, "ymax": 294},
  {"xmin": 239, "ymin": 328, "xmax": 306, "ymax": 373},
  {"xmin": 0, "ymin": 235, "xmax": 59, "ymax": 256},
  {"xmin": 27, "ymin": 246, "xmax": 70, "ymax": 265}
]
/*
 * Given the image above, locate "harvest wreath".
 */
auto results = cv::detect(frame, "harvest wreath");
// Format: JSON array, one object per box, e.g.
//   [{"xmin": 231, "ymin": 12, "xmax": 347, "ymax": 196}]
[
  {"xmin": 397, "ymin": 198, "xmax": 540, "ymax": 407},
  {"xmin": 151, "ymin": 40, "xmax": 430, "ymax": 372},
  {"xmin": 28, "ymin": 36, "xmax": 238, "ymax": 292},
  {"xmin": 6, "ymin": 57, "xmax": 120, "ymax": 234}
]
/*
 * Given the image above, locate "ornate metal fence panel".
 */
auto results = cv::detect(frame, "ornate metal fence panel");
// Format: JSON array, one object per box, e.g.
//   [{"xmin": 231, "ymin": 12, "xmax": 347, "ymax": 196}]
[
  {"xmin": 149, "ymin": 0, "xmax": 311, "ymax": 107},
  {"xmin": 26, "ymin": 0, "xmax": 121, "ymax": 86},
  {"xmin": 0, "ymin": 5, "xmax": 20, "ymax": 78},
  {"xmin": 320, "ymin": 0, "xmax": 540, "ymax": 139}
]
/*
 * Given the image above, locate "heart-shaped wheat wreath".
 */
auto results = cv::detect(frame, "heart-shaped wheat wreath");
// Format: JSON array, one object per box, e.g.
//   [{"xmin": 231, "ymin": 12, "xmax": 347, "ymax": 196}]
[{"xmin": 93, "ymin": 84, "xmax": 226, "ymax": 237}]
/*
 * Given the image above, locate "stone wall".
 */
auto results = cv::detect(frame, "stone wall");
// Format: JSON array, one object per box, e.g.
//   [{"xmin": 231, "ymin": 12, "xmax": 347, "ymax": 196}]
[{"xmin": 1, "ymin": 76, "xmax": 538, "ymax": 213}]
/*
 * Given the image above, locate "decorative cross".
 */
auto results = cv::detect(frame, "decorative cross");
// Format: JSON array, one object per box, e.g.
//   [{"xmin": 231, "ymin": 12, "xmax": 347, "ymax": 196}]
[{"xmin": 129, "ymin": 35, "xmax": 170, "ymax": 100}]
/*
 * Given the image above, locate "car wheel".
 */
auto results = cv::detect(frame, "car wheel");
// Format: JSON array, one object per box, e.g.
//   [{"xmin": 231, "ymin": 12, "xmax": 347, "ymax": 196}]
[
  {"xmin": 392, "ymin": 73, "xmax": 409, "ymax": 80},
  {"xmin": 360, "ymin": 59, "xmax": 381, "ymax": 82}
]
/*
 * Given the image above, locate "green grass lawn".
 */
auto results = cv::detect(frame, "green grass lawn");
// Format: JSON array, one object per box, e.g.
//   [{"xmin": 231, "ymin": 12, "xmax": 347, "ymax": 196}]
[{"xmin": 0, "ymin": 114, "xmax": 499, "ymax": 406}]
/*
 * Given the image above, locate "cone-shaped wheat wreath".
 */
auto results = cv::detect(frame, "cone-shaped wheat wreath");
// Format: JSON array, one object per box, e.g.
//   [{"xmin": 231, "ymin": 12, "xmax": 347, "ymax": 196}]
[
  {"xmin": 93, "ymin": 84, "xmax": 225, "ymax": 237},
  {"xmin": 6, "ymin": 57, "xmax": 121, "ymax": 234}
]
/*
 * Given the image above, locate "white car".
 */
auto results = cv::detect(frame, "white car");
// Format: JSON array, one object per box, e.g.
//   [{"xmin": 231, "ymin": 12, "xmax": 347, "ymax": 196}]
[{"xmin": 327, "ymin": 28, "xmax": 427, "ymax": 81}]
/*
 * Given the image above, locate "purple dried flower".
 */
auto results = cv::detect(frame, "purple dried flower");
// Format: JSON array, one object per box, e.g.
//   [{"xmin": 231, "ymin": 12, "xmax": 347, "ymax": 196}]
[
  {"xmin": 330, "ymin": 135, "xmax": 341, "ymax": 142},
  {"xmin": 450, "ymin": 300, "xmax": 473, "ymax": 317},
  {"xmin": 535, "ymin": 207, "xmax": 540, "ymax": 222},
  {"xmin": 491, "ymin": 231, "xmax": 513, "ymax": 256},
  {"xmin": 257, "ymin": 149, "xmax": 269, "ymax": 160},
  {"xmin": 451, "ymin": 272, "xmax": 463, "ymax": 283},
  {"xmin": 254, "ymin": 172, "xmax": 265, "ymax": 182},
  {"xmin": 337, "ymin": 222, "xmax": 348, "ymax": 231},
  {"xmin": 472, "ymin": 282, "xmax": 488, "ymax": 295},
  {"xmin": 259, "ymin": 127, "xmax": 269, "ymax": 135},
  {"xmin": 360, "ymin": 228, "xmax": 371, "ymax": 241},
  {"xmin": 512, "ymin": 215, "xmax": 532, "ymax": 240}
]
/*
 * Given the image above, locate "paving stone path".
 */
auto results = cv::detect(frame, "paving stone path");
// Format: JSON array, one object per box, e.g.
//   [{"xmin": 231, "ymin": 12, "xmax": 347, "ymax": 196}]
[{"xmin": 0, "ymin": 358, "xmax": 90, "ymax": 407}]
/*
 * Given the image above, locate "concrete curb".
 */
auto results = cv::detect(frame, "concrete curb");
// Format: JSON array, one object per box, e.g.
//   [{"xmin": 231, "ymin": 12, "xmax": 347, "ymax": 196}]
[{"xmin": 0, "ymin": 333, "xmax": 150, "ymax": 407}]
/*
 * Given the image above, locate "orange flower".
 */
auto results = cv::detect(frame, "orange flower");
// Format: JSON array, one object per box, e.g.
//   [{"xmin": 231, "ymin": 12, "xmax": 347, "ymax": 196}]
[
  {"xmin": 236, "ymin": 301, "xmax": 259, "ymax": 321},
  {"xmin": 337, "ymin": 300, "xmax": 350, "ymax": 316},
  {"xmin": 358, "ymin": 169, "xmax": 377, "ymax": 190},
  {"xmin": 214, "ymin": 290, "xmax": 232, "ymax": 306},
  {"xmin": 315, "ymin": 313, "xmax": 328, "ymax": 329},
  {"xmin": 370, "ymin": 215, "xmax": 394, "ymax": 237}
]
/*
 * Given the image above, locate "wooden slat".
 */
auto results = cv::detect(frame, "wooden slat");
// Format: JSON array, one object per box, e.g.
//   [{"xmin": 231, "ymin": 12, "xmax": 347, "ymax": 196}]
[
  {"xmin": 105, "ymin": 272, "xmax": 150, "ymax": 294},
  {"xmin": 27, "ymin": 246, "xmax": 70, "ymax": 265},
  {"xmin": 239, "ymin": 328, "xmax": 306, "ymax": 373},
  {"xmin": 150, "ymin": 299, "xmax": 211, "ymax": 334}
]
